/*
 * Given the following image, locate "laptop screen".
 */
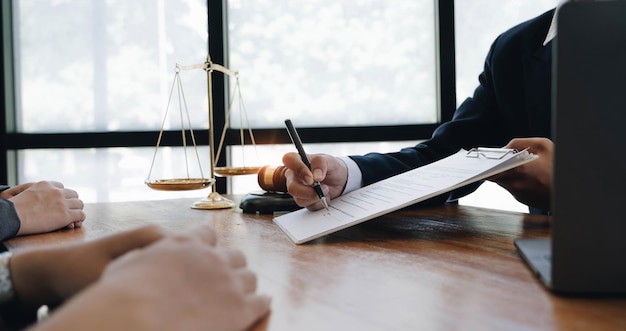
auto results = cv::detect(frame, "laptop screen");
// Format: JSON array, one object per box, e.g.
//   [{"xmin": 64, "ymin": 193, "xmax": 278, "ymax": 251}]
[{"xmin": 551, "ymin": 0, "xmax": 626, "ymax": 293}]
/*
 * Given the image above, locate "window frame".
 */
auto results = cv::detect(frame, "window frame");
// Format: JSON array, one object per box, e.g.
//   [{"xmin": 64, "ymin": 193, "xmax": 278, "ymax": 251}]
[{"xmin": 0, "ymin": 0, "xmax": 456, "ymax": 193}]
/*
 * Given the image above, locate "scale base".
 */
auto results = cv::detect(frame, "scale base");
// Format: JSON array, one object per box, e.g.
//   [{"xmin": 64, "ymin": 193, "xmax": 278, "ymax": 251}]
[
  {"xmin": 239, "ymin": 191, "xmax": 300, "ymax": 214},
  {"xmin": 191, "ymin": 192, "xmax": 235, "ymax": 210}
]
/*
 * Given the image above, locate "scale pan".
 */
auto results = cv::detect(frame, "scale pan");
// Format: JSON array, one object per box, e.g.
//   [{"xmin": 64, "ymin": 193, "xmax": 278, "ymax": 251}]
[
  {"xmin": 146, "ymin": 178, "xmax": 215, "ymax": 191},
  {"xmin": 214, "ymin": 166, "xmax": 261, "ymax": 176}
]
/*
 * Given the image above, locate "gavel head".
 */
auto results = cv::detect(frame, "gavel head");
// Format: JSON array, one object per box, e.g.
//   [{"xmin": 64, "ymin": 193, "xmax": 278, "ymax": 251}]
[{"xmin": 257, "ymin": 165, "xmax": 288, "ymax": 193}]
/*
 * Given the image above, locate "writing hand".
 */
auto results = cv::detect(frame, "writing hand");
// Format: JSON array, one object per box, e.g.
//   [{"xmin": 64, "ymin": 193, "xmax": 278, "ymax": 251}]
[{"xmin": 282, "ymin": 152, "xmax": 348, "ymax": 211}]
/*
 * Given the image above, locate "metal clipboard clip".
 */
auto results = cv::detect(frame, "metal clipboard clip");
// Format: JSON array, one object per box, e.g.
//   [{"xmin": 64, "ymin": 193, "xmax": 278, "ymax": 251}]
[{"xmin": 466, "ymin": 147, "xmax": 518, "ymax": 159}]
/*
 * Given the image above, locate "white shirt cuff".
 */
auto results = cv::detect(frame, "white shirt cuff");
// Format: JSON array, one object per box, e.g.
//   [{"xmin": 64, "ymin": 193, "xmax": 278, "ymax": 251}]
[{"xmin": 339, "ymin": 156, "xmax": 362, "ymax": 194}]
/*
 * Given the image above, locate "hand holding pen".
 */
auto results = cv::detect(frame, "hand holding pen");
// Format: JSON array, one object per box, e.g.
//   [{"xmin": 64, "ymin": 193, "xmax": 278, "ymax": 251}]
[{"xmin": 284, "ymin": 119, "xmax": 330, "ymax": 211}]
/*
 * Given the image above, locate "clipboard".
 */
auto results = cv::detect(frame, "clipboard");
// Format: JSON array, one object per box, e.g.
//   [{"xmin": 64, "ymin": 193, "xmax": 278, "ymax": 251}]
[{"xmin": 273, "ymin": 148, "xmax": 537, "ymax": 244}]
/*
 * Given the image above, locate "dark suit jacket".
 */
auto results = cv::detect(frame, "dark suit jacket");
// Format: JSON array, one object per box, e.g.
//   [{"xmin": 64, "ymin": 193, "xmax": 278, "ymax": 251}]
[{"xmin": 349, "ymin": 9, "xmax": 555, "ymax": 205}]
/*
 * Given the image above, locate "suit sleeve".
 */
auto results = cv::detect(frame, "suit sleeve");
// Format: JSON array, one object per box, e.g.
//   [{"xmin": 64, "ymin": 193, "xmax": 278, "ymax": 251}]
[
  {"xmin": 0, "ymin": 186, "xmax": 20, "ymax": 241},
  {"xmin": 0, "ymin": 201, "xmax": 19, "ymax": 241}
]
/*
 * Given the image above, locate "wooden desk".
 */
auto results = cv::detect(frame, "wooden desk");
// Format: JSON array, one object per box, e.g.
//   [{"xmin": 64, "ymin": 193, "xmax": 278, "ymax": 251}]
[{"xmin": 4, "ymin": 197, "xmax": 626, "ymax": 330}]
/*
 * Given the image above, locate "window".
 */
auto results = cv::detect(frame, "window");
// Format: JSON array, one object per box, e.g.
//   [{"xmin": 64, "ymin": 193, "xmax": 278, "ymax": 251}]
[
  {"xmin": 2, "ymin": 1, "xmax": 556, "ymax": 210},
  {"xmin": 225, "ymin": 0, "xmax": 437, "ymax": 193},
  {"xmin": 16, "ymin": 0, "xmax": 210, "ymax": 133},
  {"xmin": 226, "ymin": 0, "xmax": 437, "ymax": 127},
  {"xmin": 4, "ymin": 0, "xmax": 214, "ymax": 202},
  {"xmin": 2, "ymin": 0, "xmax": 442, "ymax": 203}
]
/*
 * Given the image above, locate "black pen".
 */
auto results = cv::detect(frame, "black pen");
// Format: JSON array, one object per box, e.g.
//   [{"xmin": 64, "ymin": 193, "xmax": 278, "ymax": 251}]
[{"xmin": 284, "ymin": 119, "xmax": 329, "ymax": 211}]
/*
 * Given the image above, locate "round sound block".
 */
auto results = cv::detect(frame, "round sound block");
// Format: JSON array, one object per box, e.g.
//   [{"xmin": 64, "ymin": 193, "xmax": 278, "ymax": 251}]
[{"xmin": 239, "ymin": 191, "xmax": 301, "ymax": 214}]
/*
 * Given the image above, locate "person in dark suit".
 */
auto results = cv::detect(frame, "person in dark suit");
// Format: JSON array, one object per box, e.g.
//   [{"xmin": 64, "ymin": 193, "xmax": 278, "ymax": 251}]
[{"xmin": 282, "ymin": 6, "xmax": 562, "ymax": 213}]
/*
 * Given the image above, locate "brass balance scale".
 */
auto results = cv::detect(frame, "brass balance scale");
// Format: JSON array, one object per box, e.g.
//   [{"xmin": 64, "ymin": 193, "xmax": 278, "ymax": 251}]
[{"xmin": 145, "ymin": 55, "xmax": 260, "ymax": 209}]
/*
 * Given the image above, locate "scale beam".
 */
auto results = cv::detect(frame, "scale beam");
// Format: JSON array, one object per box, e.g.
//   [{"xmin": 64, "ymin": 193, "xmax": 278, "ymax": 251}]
[{"xmin": 176, "ymin": 57, "xmax": 238, "ymax": 77}]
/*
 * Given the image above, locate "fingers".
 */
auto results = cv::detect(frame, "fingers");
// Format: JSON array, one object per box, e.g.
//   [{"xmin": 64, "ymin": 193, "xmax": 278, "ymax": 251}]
[
  {"xmin": 282, "ymin": 152, "xmax": 314, "ymax": 184},
  {"xmin": 62, "ymin": 187, "xmax": 79, "ymax": 199},
  {"xmin": 308, "ymin": 198, "xmax": 328, "ymax": 211},
  {"xmin": 64, "ymin": 205, "xmax": 86, "ymax": 224},
  {"xmin": 504, "ymin": 137, "xmax": 536, "ymax": 149},
  {"xmin": 59, "ymin": 186, "xmax": 85, "ymax": 222},
  {"xmin": 184, "ymin": 224, "xmax": 218, "ymax": 246},
  {"xmin": 220, "ymin": 248, "xmax": 246, "ymax": 268},
  {"xmin": 210, "ymin": 247, "xmax": 256, "ymax": 291},
  {"xmin": 96, "ymin": 225, "xmax": 170, "ymax": 259},
  {"xmin": 283, "ymin": 157, "xmax": 329, "ymax": 210},
  {"xmin": 284, "ymin": 176, "xmax": 326, "ymax": 210},
  {"xmin": 221, "ymin": 249, "xmax": 269, "ymax": 316},
  {"xmin": 64, "ymin": 220, "xmax": 84, "ymax": 229},
  {"xmin": 235, "ymin": 268, "xmax": 258, "ymax": 294},
  {"xmin": 61, "ymin": 186, "xmax": 85, "ymax": 223},
  {"xmin": 298, "ymin": 196, "xmax": 328, "ymax": 211},
  {"xmin": 504, "ymin": 137, "xmax": 553, "ymax": 154},
  {"xmin": 66, "ymin": 196, "xmax": 85, "ymax": 212},
  {"xmin": 282, "ymin": 152, "xmax": 330, "ymax": 184}
]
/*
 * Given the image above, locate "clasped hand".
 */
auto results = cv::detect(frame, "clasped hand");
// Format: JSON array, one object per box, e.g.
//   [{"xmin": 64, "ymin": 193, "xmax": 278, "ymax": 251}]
[
  {"xmin": 2, "ymin": 181, "xmax": 86, "ymax": 235},
  {"xmin": 11, "ymin": 225, "xmax": 271, "ymax": 331}
]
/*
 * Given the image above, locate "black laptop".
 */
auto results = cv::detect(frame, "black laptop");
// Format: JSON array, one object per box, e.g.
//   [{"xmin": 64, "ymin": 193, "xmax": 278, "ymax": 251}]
[{"xmin": 514, "ymin": 1, "xmax": 626, "ymax": 294}]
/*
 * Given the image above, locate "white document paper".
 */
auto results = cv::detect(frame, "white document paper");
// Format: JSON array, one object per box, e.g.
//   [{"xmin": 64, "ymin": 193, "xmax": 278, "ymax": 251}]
[{"xmin": 273, "ymin": 148, "xmax": 537, "ymax": 244}]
